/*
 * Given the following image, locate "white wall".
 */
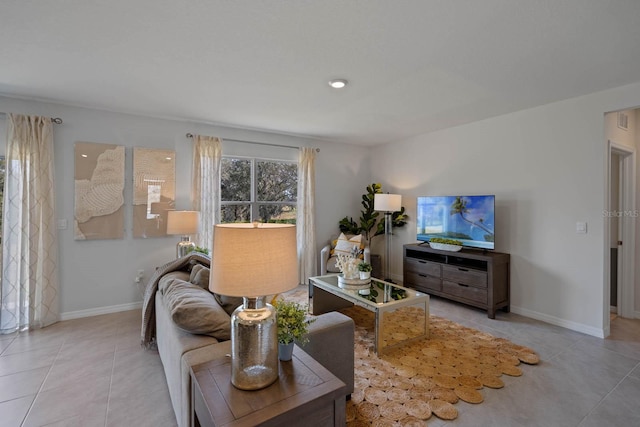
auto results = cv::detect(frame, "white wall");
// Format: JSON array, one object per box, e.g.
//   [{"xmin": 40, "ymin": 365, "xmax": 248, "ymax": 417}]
[
  {"xmin": 372, "ymin": 82, "xmax": 640, "ymax": 337},
  {"xmin": 0, "ymin": 96, "xmax": 370, "ymax": 318}
]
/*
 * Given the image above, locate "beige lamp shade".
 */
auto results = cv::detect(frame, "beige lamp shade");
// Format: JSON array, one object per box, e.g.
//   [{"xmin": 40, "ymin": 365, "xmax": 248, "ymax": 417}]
[
  {"xmin": 166, "ymin": 210, "xmax": 200, "ymax": 235},
  {"xmin": 209, "ymin": 223, "xmax": 298, "ymax": 297},
  {"xmin": 374, "ymin": 193, "xmax": 402, "ymax": 212}
]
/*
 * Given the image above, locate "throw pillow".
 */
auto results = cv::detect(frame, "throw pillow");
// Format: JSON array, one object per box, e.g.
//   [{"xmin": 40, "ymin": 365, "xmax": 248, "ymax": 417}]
[
  {"xmin": 214, "ymin": 294, "xmax": 244, "ymax": 317},
  {"xmin": 163, "ymin": 280, "xmax": 231, "ymax": 340},
  {"xmin": 189, "ymin": 264, "xmax": 210, "ymax": 290},
  {"xmin": 333, "ymin": 233, "xmax": 364, "ymax": 257}
]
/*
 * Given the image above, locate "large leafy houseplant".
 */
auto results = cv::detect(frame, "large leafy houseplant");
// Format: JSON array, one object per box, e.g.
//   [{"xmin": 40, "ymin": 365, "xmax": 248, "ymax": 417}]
[{"xmin": 338, "ymin": 183, "xmax": 408, "ymax": 243}]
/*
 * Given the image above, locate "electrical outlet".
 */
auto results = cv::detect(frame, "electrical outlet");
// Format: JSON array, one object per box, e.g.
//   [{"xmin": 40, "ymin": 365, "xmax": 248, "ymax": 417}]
[{"xmin": 135, "ymin": 269, "xmax": 145, "ymax": 284}]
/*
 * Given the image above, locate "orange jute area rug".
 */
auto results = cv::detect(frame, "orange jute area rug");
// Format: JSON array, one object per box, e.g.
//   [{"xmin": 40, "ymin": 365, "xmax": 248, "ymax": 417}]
[{"xmin": 281, "ymin": 287, "xmax": 540, "ymax": 426}]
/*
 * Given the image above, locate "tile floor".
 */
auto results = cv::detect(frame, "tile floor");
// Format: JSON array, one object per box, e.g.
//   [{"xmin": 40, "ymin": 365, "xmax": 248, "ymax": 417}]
[{"xmin": 0, "ymin": 293, "xmax": 639, "ymax": 427}]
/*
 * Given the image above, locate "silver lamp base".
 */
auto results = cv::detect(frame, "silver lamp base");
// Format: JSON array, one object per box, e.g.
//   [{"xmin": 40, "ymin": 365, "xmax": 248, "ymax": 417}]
[
  {"xmin": 230, "ymin": 296, "xmax": 278, "ymax": 390},
  {"xmin": 176, "ymin": 236, "xmax": 195, "ymax": 258}
]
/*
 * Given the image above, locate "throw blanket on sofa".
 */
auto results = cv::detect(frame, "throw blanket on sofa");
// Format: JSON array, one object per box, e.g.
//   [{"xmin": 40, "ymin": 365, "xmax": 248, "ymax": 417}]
[{"xmin": 141, "ymin": 252, "xmax": 211, "ymax": 348}]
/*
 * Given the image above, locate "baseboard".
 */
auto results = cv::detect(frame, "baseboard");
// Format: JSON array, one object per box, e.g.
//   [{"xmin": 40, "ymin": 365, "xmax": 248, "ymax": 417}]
[
  {"xmin": 60, "ymin": 301, "xmax": 143, "ymax": 321},
  {"xmin": 510, "ymin": 305, "xmax": 605, "ymax": 338},
  {"xmin": 635, "ymin": 310, "xmax": 640, "ymax": 319}
]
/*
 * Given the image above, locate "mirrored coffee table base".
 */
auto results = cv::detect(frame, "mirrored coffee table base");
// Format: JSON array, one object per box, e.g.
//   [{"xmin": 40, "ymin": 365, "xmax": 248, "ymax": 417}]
[{"xmin": 309, "ymin": 274, "xmax": 429, "ymax": 355}]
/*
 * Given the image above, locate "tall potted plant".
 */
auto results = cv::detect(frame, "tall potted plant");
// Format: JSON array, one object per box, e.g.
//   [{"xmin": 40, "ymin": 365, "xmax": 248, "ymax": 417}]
[
  {"xmin": 338, "ymin": 183, "xmax": 408, "ymax": 244},
  {"xmin": 274, "ymin": 300, "xmax": 315, "ymax": 361}
]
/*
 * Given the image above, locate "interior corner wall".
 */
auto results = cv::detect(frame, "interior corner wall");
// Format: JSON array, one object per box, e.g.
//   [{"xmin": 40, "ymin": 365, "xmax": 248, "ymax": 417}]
[
  {"xmin": 371, "ymin": 81, "xmax": 640, "ymax": 337},
  {"xmin": 0, "ymin": 96, "xmax": 370, "ymax": 318}
]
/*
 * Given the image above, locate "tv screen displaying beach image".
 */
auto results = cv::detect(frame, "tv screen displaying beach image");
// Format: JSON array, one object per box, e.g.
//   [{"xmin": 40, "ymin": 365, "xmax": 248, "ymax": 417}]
[{"xmin": 417, "ymin": 195, "xmax": 495, "ymax": 250}]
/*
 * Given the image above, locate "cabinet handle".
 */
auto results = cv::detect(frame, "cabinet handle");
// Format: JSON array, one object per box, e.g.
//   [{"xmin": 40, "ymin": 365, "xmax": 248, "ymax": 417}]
[
  {"xmin": 418, "ymin": 260, "xmax": 426, "ymax": 264},
  {"xmin": 457, "ymin": 283, "xmax": 469, "ymax": 287},
  {"xmin": 458, "ymin": 268, "xmax": 469, "ymax": 272},
  {"xmin": 418, "ymin": 274, "xmax": 427, "ymax": 277}
]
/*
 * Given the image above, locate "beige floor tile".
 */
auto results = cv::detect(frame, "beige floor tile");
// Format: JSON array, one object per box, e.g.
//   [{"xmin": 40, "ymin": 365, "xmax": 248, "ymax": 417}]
[
  {"xmin": 40, "ymin": 349, "xmax": 114, "ymax": 392},
  {"xmin": 0, "ymin": 346, "xmax": 58, "ymax": 376},
  {"xmin": 106, "ymin": 387, "xmax": 177, "ymax": 427},
  {"xmin": 22, "ymin": 374, "xmax": 110, "ymax": 427},
  {"xmin": 0, "ymin": 394, "xmax": 35, "ymax": 427},
  {"xmin": 0, "ymin": 366, "xmax": 49, "ymax": 403}
]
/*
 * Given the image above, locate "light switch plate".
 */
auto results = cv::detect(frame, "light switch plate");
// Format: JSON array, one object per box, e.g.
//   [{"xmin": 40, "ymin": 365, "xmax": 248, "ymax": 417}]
[{"xmin": 576, "ymin": 221, "xmax": 587, "ymax": 234}]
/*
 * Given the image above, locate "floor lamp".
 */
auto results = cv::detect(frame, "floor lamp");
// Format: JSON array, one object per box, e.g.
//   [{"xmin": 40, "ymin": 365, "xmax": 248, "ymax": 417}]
[{"xmin": 374, "ymin": 193, "xmax": 402, "ymax": 282}]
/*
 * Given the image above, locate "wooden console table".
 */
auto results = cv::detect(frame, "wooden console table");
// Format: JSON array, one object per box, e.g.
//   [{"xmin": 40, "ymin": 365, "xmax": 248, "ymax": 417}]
[{"xmin": 190, "ymin": 345, "xmax": 347, "ymax": 427}]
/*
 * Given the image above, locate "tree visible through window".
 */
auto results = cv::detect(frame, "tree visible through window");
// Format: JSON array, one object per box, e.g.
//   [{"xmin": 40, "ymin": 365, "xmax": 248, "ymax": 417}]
[{"xmin": 220, "ymin": 157, "xmax": 297, "ymax": 223}]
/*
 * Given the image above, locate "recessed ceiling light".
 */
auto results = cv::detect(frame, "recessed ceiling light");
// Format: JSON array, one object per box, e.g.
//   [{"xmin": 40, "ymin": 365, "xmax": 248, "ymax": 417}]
[{"xmin": 328, "ymin": 79, "xmax": 348, "ymax": 89}]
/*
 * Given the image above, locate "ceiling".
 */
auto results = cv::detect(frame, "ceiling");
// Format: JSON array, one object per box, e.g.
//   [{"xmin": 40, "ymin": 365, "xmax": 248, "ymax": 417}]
[{"xmin": 2, "ymin": 1, "xmax": 640, "ymax": 146}]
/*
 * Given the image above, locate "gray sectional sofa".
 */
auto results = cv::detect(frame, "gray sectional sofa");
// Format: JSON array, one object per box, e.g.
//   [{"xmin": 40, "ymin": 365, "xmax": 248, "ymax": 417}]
[{"xmin": 141, "ymin": 253, "xmax": 355, "ymax": 427}]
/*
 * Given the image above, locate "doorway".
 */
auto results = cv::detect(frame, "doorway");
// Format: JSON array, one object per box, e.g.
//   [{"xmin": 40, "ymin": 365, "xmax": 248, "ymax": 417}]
[{"xmin": 605, "ymin": 140, "xmax": 636, "ymax": 335}]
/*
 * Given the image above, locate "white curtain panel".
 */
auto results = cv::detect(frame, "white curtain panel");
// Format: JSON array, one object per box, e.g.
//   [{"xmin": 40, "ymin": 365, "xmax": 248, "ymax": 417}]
[
  {"xmin": 1, "ymin": 114, "xmax": 59, "ymax": 333},
  {"xmin": 296, "ymin": 147, "xmax": 317, "ymax": 284},
  {"xmin": 191, "ymin": 134, "xmax": 221, "ymax": 251}
]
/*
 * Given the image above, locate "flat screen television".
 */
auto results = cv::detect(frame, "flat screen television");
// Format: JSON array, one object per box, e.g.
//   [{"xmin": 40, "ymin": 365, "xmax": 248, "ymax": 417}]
[{"xmin": 416, "ymin": 195, "xmax": 495, "ymax": 250}]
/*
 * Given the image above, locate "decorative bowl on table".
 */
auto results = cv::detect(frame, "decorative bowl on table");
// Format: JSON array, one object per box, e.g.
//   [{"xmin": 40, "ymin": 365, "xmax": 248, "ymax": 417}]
[{"xmin": 429, "ymin": 242, "xmax": 462, "ymax": 252}]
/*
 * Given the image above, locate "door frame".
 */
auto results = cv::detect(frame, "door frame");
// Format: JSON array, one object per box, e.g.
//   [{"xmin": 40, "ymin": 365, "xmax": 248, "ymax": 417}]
[{"xmin": 604, "ymin": 140, "xmax": 636, "ymax": 335}]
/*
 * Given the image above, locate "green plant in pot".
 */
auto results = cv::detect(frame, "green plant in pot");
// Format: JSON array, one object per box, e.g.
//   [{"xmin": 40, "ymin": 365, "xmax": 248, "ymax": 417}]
[
  {"xmin": 339, "ymin": 183, "xmax": 408, "ymax": 244},
  {"xmin": 274, "ymin": 300, "xmax": 315, "ymax": 361},
  {"xmin": 358, "ymin": 261, "xmax": 372, "ymax": 280}
]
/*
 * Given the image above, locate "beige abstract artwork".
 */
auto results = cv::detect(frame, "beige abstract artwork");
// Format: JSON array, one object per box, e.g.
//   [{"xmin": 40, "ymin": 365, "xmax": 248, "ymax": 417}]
[
  {"xmin": 133, "ymin": 147, "xmax": 176, "ymax": 238},
  {"xmin": 74, "ymin": 141, "xmax": 125, "ymax": 240}
]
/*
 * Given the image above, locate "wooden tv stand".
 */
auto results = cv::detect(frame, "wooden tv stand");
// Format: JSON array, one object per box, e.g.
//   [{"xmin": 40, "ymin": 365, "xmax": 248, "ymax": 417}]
[{"xmin": 403, "ymin": 243, "xmax": 510, "ymax": 318}]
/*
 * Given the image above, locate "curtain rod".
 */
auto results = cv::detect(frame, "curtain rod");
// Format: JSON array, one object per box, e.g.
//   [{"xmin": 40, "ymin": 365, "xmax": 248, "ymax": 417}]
[
  {"xmin": 185, "ymin": 133, "xmax": 319, "ymax": 152},
  {"xmin": 0, "ymin": 112, "xmax": 63, "ymax": 124}
]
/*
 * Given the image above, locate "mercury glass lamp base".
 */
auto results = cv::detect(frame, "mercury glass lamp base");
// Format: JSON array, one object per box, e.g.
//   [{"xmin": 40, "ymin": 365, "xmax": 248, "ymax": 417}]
[
  {"xmin": 230, "ymin": 296, "xmax": 278, "ymax": 390},
  {"xmin": 176, "ymin": 237, "xmax": 195, "ymax": 258}
]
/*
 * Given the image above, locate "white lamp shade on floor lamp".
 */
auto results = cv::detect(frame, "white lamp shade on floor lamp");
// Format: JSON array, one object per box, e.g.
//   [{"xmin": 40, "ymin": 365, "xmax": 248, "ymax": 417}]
[
  {"xmin": 374, "ymin": 193, "xmax": 402, "ymax": 213},
  {"xmin": 209, "ymin": 223, "xmax": 298, "ymax": 390},
  {"xmin": 166, "ymin": 210, "xmax": 200, "ymax": 258},
  {"xmin": 374, "ymin": 193, "xmax": 402, "ymax": 282}
]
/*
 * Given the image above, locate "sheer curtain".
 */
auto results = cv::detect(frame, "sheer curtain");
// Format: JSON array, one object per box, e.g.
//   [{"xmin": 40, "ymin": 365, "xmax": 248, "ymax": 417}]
[
  {"xmin": 191, "ymin": 134, "xmax": 222, "ymax": 251},
  {"xmin": 1, "ymin": 114, "xmax": 59, "ymax": 333},
  {"xmin": 296, "ymin": 147, "xmax": 317, "ymax": 285}
]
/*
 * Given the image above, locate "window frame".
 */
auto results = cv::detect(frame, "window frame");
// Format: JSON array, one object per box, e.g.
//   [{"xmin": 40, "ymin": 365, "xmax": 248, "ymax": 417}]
[{"xmin": 220, "ymin": 155, "xmax": 297, "ymax": 223}]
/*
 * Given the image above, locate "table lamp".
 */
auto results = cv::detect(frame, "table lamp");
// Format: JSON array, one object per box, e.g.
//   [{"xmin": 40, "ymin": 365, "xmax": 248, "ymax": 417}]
[
  {"xmin": 209, "ymin": 223, "xmax": 298, "ymax": 390},
  {"xmin": 166, "ymin": 210, "xmax": 200, "ymax": 258},
  {"xmin": 374, "ymin": 193, "xmax": 402, "ymax": 282}
]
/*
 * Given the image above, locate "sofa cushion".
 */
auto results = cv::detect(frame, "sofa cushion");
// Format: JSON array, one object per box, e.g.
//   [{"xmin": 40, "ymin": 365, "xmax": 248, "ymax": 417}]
[
  {"xmin": 189, "ymin": 264, "xmax": 210, "ymax": 289},
  {"xmin": 163, "ymin": 280, "xmax": 231, "ymax": 340},
  {"xmin": 158, "ymin": 271, "xmax": 191, "ymax": 295},
  {"xmin": 213, "ymin": 294, "xmax": 243, "ymax": 316}
]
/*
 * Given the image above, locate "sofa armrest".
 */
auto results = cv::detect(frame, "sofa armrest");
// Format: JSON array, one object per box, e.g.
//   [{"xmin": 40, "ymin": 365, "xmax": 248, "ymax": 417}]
[
  {"xmin": 296, "ymin": 311, "xmax": 354, "ymax": 396},
  {"xmin": 320, "ymin": 244, "xmax": 331, "ymax": 275}
]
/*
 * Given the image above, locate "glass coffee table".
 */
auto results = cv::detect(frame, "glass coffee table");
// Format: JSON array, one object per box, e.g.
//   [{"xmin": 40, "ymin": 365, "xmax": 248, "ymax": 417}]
[{"xmin": 309, "ymin": 274, "xmax": 429, "ymax": 355}]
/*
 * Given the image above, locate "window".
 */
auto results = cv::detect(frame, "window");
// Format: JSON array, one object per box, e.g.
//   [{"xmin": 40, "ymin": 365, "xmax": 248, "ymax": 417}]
[{"xmin": 220, "ymin": 157, "xmax": 297, "ymax": 223}]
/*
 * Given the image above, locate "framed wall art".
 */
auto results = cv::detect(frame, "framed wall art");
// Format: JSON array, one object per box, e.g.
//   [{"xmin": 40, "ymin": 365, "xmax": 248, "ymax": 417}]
[
  {"xmin": 74, "ymin": 141, "xmax": 125, "ymax": 240},
  {"xmin": 132, "ymin": 148, "xmax": 176, "ymax": 238}
]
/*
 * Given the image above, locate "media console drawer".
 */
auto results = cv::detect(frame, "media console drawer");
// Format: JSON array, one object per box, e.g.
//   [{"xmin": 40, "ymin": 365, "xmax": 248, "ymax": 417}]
[
  {"xmin": 442, "ymin": 280, "xmax": 487, "ymax": 304},
  {"xmin": 442, "ymin": 265, "xmax": 487, "ymax": 288},
  {"xmin": 403, "ymin": 244, "xmax": 510, "ymax": 319},
  {"xmin": 404, "ymin": 271, "xmax": 441, "ymax": 292}
]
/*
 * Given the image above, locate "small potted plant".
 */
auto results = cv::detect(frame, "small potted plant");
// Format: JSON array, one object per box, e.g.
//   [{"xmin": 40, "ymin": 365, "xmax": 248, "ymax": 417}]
[
  {"xmin": 358, "ymin": 261, "xmax": 372, "ymax": 280},
  {"xmin": 274, "ymin": 300, "xmax": 315, "ymax": 361}
]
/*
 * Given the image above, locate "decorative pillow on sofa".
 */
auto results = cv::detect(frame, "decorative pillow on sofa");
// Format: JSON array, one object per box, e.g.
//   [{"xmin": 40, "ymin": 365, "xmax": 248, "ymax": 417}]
[
  {"xmin": 163, "ymin": 280, "xmax": 231, "ymax": 340},
  {"xmin": 332, "ymin": 233, "xmax": 364, "ymax": 258},
  {"xmin": 214, "ymin": 294, "xmax": 243, "ymax": 317},
  {"xmin": 188, "ymin": 264, "xmax": 242, "ymax": 316},
  {"xmin": 189, "ymin": 264, "xmax": 210, "ymax": 289}
]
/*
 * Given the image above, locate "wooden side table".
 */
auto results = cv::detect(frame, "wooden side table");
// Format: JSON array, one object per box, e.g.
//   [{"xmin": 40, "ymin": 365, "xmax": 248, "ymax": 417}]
[{"xmin": 190, "ymin": 345, "xmax": 347, "ymax": 427}]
